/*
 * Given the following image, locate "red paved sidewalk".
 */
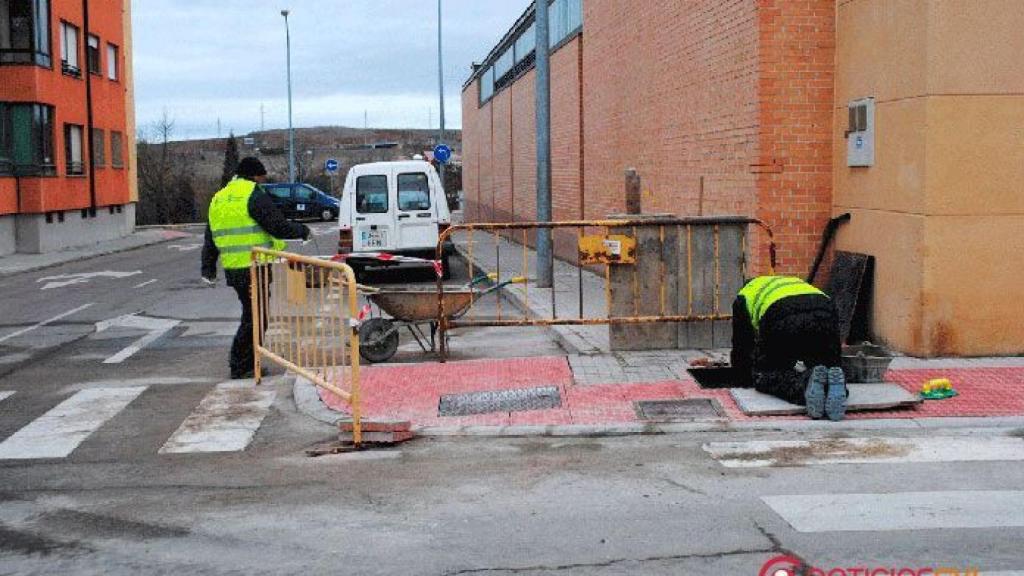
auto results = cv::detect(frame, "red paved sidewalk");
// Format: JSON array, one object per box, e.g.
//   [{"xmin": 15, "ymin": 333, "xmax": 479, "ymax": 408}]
[{"xmin": 318, "ymin": 357, "xmax": 1024, "ymax": 428}]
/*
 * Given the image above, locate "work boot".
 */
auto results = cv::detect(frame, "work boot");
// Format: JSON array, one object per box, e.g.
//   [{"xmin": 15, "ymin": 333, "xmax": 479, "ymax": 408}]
[
  {"xmin": 805, "ymin": 365, "xmax": 828, "ymax": 419},
  {"xmin": 825, "ymin": 367, "xmax": 848, "ymax": 421}
]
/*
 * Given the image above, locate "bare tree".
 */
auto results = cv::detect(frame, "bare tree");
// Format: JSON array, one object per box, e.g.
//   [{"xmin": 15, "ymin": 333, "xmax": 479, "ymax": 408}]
[{"xmin": 136, "ymin": 111, "xmax": 197, "ymax": 225}]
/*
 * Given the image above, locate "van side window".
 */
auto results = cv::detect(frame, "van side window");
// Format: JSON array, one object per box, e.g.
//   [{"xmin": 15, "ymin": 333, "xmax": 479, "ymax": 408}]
[
  {"xmin": 295, "ymin": 185, "xmax": 315, "ymax": 201},
  {"xmin": 397, "ymin": 173, "xmax": 431, "ymax": 211},
  {"xmin": 356, "ymin": 175, "xmax": 388, "ymax": 213}
]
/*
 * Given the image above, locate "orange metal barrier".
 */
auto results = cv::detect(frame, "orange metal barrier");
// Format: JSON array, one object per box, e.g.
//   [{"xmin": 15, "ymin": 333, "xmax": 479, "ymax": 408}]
[{"xmin": 251, "ymin": 248, "xmax": 362, "ymax": 444}]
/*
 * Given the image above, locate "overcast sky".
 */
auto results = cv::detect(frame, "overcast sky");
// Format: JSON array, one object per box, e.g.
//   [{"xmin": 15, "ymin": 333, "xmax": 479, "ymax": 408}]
[{"xmin": 132, "ymin": 1, "xmax": 530, "ymax": 141}]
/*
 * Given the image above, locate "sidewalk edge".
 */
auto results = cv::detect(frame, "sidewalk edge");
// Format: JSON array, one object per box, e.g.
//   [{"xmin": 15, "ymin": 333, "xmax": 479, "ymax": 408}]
[{"xmin": 0, "ymin": 229, "xmax": 186, "ymax": 277}]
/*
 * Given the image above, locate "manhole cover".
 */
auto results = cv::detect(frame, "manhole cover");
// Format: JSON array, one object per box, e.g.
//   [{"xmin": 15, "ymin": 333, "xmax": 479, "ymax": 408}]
[
  {"xmin": 439, "ymin": 386, "xmax": 561, "ymax": 417},
  {"xmin": 634, "ymin": 399, "xmax": 723, "ymax": 420}
]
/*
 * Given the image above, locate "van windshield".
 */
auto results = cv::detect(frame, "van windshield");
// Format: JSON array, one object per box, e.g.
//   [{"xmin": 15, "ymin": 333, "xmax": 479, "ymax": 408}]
[
  {"xmin": 397, "ymin": 173, "xmax": 430, "ymax": 211},
  {"xmin": 356, "ymin": 175, "xmax": 388, "ymax": 213}
]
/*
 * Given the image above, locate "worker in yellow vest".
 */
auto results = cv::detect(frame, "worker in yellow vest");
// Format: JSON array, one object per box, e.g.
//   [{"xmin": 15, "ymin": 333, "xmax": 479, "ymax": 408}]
[
  {"xmin": 201, "ymin": 157, "xmax": 310, "ymax": 379},
  {"xmin": 730, "ymin": 276, "xmax": 847, "ymax": 420}
]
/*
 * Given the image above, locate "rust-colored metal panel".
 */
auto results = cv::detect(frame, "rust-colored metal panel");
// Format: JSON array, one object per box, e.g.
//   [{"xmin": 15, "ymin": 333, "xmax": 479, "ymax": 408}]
[{"xmin": 578, "ymin": 234, "xmax": 636, "ymax": 265}]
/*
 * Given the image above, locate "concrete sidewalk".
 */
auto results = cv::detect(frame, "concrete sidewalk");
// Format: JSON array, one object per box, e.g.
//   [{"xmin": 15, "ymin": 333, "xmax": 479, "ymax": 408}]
[{"xmin": 0, "ymin": 227, "xmax": 195, "ymax": 276}]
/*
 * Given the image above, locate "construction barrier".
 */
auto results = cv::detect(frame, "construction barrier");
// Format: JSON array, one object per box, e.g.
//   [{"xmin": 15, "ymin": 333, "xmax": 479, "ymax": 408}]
[
  {"xmin": 435, "ymin": 217, "xmax": 776, "ymax": 360},
  {"xmin": 251, "ymin": 248, "xmax": 362, "ymax": 444}
]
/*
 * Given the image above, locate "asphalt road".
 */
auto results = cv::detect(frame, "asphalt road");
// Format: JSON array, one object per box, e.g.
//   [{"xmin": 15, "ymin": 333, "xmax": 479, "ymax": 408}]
[{"xmin": 1, "ymin": 224, "xmax": 1023, "ymax": 575}]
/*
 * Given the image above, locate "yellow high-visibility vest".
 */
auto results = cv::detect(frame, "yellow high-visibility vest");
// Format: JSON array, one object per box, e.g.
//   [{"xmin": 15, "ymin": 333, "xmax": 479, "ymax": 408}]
[
  {"xmin": 208, "ymin": 178, "xmax": 285, "ymax": 270},
  {"xmin": 738, "ymin": 276, "xmax": 826, "ymax": 331}
]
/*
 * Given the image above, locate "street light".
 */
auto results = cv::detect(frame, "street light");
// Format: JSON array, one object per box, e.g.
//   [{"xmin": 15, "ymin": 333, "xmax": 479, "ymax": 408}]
[
  {"xmin": 281, "ymin": 9, "xmax": 295, "ymax": 183},
  {"xmin": 436, "ymin": 0, "xmax": 445, "ymax": 190}
]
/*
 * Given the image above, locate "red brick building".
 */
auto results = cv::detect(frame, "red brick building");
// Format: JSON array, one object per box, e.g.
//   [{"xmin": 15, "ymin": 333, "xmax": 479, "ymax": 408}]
[
  {"xmin": 0, "ymin": 0, "xmax": 136, "ymax": 255},
  {"xmin": 461, "ymin": 0, "xmax": 834, "ymax": 274},
  {"xmin": 463, "ymin": 0, "xmax": 1024, "ymax": 357}
]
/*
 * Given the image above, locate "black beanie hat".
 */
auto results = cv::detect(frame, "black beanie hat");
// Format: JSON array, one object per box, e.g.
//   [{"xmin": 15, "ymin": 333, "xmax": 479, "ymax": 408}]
[{"xmin": 236, "ymin": 157, "xmax": 268, "ymax": 179}]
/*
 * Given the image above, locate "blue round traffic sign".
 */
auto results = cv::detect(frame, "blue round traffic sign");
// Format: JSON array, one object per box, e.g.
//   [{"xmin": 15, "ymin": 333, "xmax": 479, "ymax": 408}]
[
  {"xmin": 433, "ymin": 144, "xmax": 452, "ymax": 164},
  {"xmin": 325, "ymin": 159, "xmax": 339, "ymax": 173}
]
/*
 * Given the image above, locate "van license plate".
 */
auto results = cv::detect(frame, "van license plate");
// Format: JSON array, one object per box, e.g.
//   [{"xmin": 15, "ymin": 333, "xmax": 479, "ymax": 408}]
[{"xmin": 361, "ymin": 230, "xmax": 387, "ymax": 248}]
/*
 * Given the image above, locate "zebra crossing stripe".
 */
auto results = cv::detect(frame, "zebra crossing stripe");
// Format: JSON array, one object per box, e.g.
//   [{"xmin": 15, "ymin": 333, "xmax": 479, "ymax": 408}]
[
  {"xmin": 158, "ymin": 381, "xmax": 275, "ymax": 454},
  {"xmin": 763, "ymin": 490, "xmax": 1024, "ymax": 533},
  {"xmin": 0, "ymin": 387, "xmax": 147, "ymax": 460},
  {"xmin": 704, "ymin": 436, "xmax": 1024, "ymax": 468},
  {"xmin": 0, "ymin": 391, "xmax": 14, "ymax": 403}
]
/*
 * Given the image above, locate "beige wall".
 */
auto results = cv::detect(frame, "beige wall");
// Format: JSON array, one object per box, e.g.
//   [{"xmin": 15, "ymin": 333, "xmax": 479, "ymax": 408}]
[{"xmin": 834, "ymin": 0, "xmax": 1024, "ymax": 356}]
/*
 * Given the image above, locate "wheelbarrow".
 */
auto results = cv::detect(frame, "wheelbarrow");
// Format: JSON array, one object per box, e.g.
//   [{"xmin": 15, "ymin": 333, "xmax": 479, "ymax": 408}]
[{"xmin": 358, "ymin": 274, "xmax": 525, "ymax": 363}]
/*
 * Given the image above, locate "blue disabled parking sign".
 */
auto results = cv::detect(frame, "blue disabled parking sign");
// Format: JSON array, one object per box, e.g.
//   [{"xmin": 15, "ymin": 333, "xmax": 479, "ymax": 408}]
[
  {"xmin": 325, "ymin": 159, "xmax": 339, "ymax": 173},
  {"xmin": 433, "ymin": 144, "xmax": 452, "ymax": 164}
]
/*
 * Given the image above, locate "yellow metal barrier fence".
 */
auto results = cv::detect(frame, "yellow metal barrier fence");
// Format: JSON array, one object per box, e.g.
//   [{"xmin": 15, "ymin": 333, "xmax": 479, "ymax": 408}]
[{"xmin": 251, "ymin": 248, "xmax": 362, "ymax": 445}]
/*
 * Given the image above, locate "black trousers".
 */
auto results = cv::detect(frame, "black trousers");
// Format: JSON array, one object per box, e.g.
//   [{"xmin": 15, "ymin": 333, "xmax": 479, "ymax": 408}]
[
  {"xmin": 733, "ymin": 295, "xmax": 841, "ymax": 404},
  {"xmin": 226, "ymin": 268, "xmax": 268, "ymax": 377}
]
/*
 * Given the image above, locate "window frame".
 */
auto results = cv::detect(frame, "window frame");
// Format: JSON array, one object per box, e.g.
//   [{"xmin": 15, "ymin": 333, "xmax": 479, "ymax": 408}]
[
  {"xmin": 90, "ymin": 127, "xmax": 104, "ymax": 168},
  {"xmin": 106, "ymin": 42, "xmax": 118, "ymax": 80},
  {"xmin": 396, "ymin": 172, "xmax": 431, "ymax": 212},
  {"xmin": 355, "ymin": 174, "xmax": 389, "ymax": 215},
  {"xmin": 476, "ymin": 0, "xmax": 581, "ymax": 108},
  {"xmin": 110, "ymin": 130, "xmax": 123, "ymax": 168},
  {"xmin": 86, "ymin": 33, "xmax": 99, "ymax": 75},
  {"xmin": 0, "ymin": 101, "xmax": 55, "ymax": 176},
  {"xmin": 59, "ymin": 20, "xmax": 80, "ymax": 77},
  {"xmin": 64, "ymin": 123, "xmax": 84, "ymax": 176},
  {"xmin": 0, "ymin": 0, "xmax": 51, "ymax": 68}
]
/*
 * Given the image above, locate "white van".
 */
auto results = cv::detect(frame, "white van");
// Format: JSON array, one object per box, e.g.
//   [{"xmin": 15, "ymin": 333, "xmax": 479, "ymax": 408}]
[{"xmin": 337, "ymin": 160, "xmax": 453, "ymax": 276}]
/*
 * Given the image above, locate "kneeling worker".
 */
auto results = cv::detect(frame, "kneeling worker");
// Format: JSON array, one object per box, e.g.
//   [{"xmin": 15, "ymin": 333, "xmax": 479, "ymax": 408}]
[
  {"xmin": 730, "ymin": 276, "xmax": 847, "ymax": 420},
  {"xmin": 201, "ymin": 157, "xmax": 310, "ymax": 379}
]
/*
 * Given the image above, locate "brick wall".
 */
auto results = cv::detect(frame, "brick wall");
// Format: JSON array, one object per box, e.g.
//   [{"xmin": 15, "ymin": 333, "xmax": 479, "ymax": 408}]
[
  {"xmin": 460, "ymin": 0, "xmax": 836, "ymax": 275},
  {"xmin": 755, "ymin": 0, "xmax": 836, "ymax": 274}
]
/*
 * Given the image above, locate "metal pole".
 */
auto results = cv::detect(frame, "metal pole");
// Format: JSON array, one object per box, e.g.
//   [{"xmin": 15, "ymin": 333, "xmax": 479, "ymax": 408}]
[
  {"xmin": 437, "ymin": 0, "xmax": 446, "ymax": 190},
  {"xmin": 535, "ymin": 0, "xmax": 553, "ymax": 287},
  {"xmin": 282, "ymin": 9, "xmax": 295, "ymax": 183}
]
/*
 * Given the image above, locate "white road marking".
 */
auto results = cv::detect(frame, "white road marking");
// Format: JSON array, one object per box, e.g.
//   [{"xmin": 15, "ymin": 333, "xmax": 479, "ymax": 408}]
[
  {"xmin": 37, "ymin": 271, "xmax": 142, "ymax": 290},
  {"xmin": 62, "ymin": 376, "xmax": 217, "ymax": 393},
  {"xmin": 133, "ymin": 279, "xmax": 159, "ymax": 289},
  {"xmin": 159, "ymin": 381, "xmax": 276, "ymax": 454},
  {"xmin": 0, "ymin": 303, "xmax": 95, "ymax": 344},
  {"xmin": 180, "ymin": 321, "xmax": 238, "ymax": 338},
  {"xmin": 704, "ymin": 436, "xmax": 1024, "ymax": 468},
  {"xmin": 0, "ymin": 387, "xmax": 147, "ymax": 460},
  {"xmin": 95, "ymin": 314, "xmax": 181, "ymax": 364},
  {"xmin": 167, "ymin": 243, "xmax": 202, "ymax": 252},
  {"xmin": 763, "ymin": 490, "xmax": 1024, "ymax": 533},
  {"xmin": 0, "ymin": 391, "xmax": 14, "ymax": 403}
]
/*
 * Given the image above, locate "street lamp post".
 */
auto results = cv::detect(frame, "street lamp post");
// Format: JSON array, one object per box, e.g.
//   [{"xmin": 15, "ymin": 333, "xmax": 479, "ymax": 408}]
[
  {"xmin": 281, "ymin": 9, "xmax": 296, "ymax": 183},
  {"xmin": 437, "ymin": 0, "xmax": 445, "ymax": 190}
]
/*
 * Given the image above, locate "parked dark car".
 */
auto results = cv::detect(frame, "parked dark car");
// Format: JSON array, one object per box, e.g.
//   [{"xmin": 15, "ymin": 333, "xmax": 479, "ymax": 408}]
[{"xmin": 262, "ymin": 183, "xmax": 340, "ymax": 221}]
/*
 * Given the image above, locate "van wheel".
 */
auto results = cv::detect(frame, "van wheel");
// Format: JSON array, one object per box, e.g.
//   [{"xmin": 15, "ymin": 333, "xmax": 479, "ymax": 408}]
[{"xmin": 321, "ymin": 208, "xmax": 334, "ymax": 222}]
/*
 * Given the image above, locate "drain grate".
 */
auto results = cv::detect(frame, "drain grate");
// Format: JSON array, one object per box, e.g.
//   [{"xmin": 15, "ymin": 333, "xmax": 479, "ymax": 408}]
[
  {"xmin": 439, "ymin": 386, "xmax": 561, "ymax": 417},
  {"xmin": 634, "ymin": 399, "xmax": 723, "ymax": 420}
]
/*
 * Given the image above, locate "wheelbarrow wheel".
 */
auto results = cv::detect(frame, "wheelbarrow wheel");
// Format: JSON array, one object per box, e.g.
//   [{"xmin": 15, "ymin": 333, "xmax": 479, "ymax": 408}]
[{"xmin": 359, "ymin": 318, "xmax": 399, "ymax": 363}]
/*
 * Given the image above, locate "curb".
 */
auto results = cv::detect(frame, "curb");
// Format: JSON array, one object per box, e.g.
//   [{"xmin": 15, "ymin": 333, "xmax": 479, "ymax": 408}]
[
  {"xmin": 0, "ymin": 229, "xmax": 191, "ymax": 277},
  {"xmin": 413, "ymin": 416, "xmax": 1024, "ymax": 437},
  {"xmin": 292, "ymin": 375, "xmax": 344, "ymax": 426}
]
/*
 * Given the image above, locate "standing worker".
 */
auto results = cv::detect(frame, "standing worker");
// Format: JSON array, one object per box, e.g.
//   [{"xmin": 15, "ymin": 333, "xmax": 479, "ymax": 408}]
[
  {"xmin": 201, "ymin": 157, "xmax": 310, "ymax": 379},
  {"xmin": 730, "ymin": 275, "xmax": 847, "ymax": 420}
]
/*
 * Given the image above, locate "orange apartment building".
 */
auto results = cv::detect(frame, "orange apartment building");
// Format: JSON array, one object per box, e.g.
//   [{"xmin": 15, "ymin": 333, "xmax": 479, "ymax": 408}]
[
  {"xmin": 461, "ymin": 0, "xmax": 1023, "ymax": 357},
  {"xmin": 0, "ymin": 0, "xmax": 135, "ymax": 255}
]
